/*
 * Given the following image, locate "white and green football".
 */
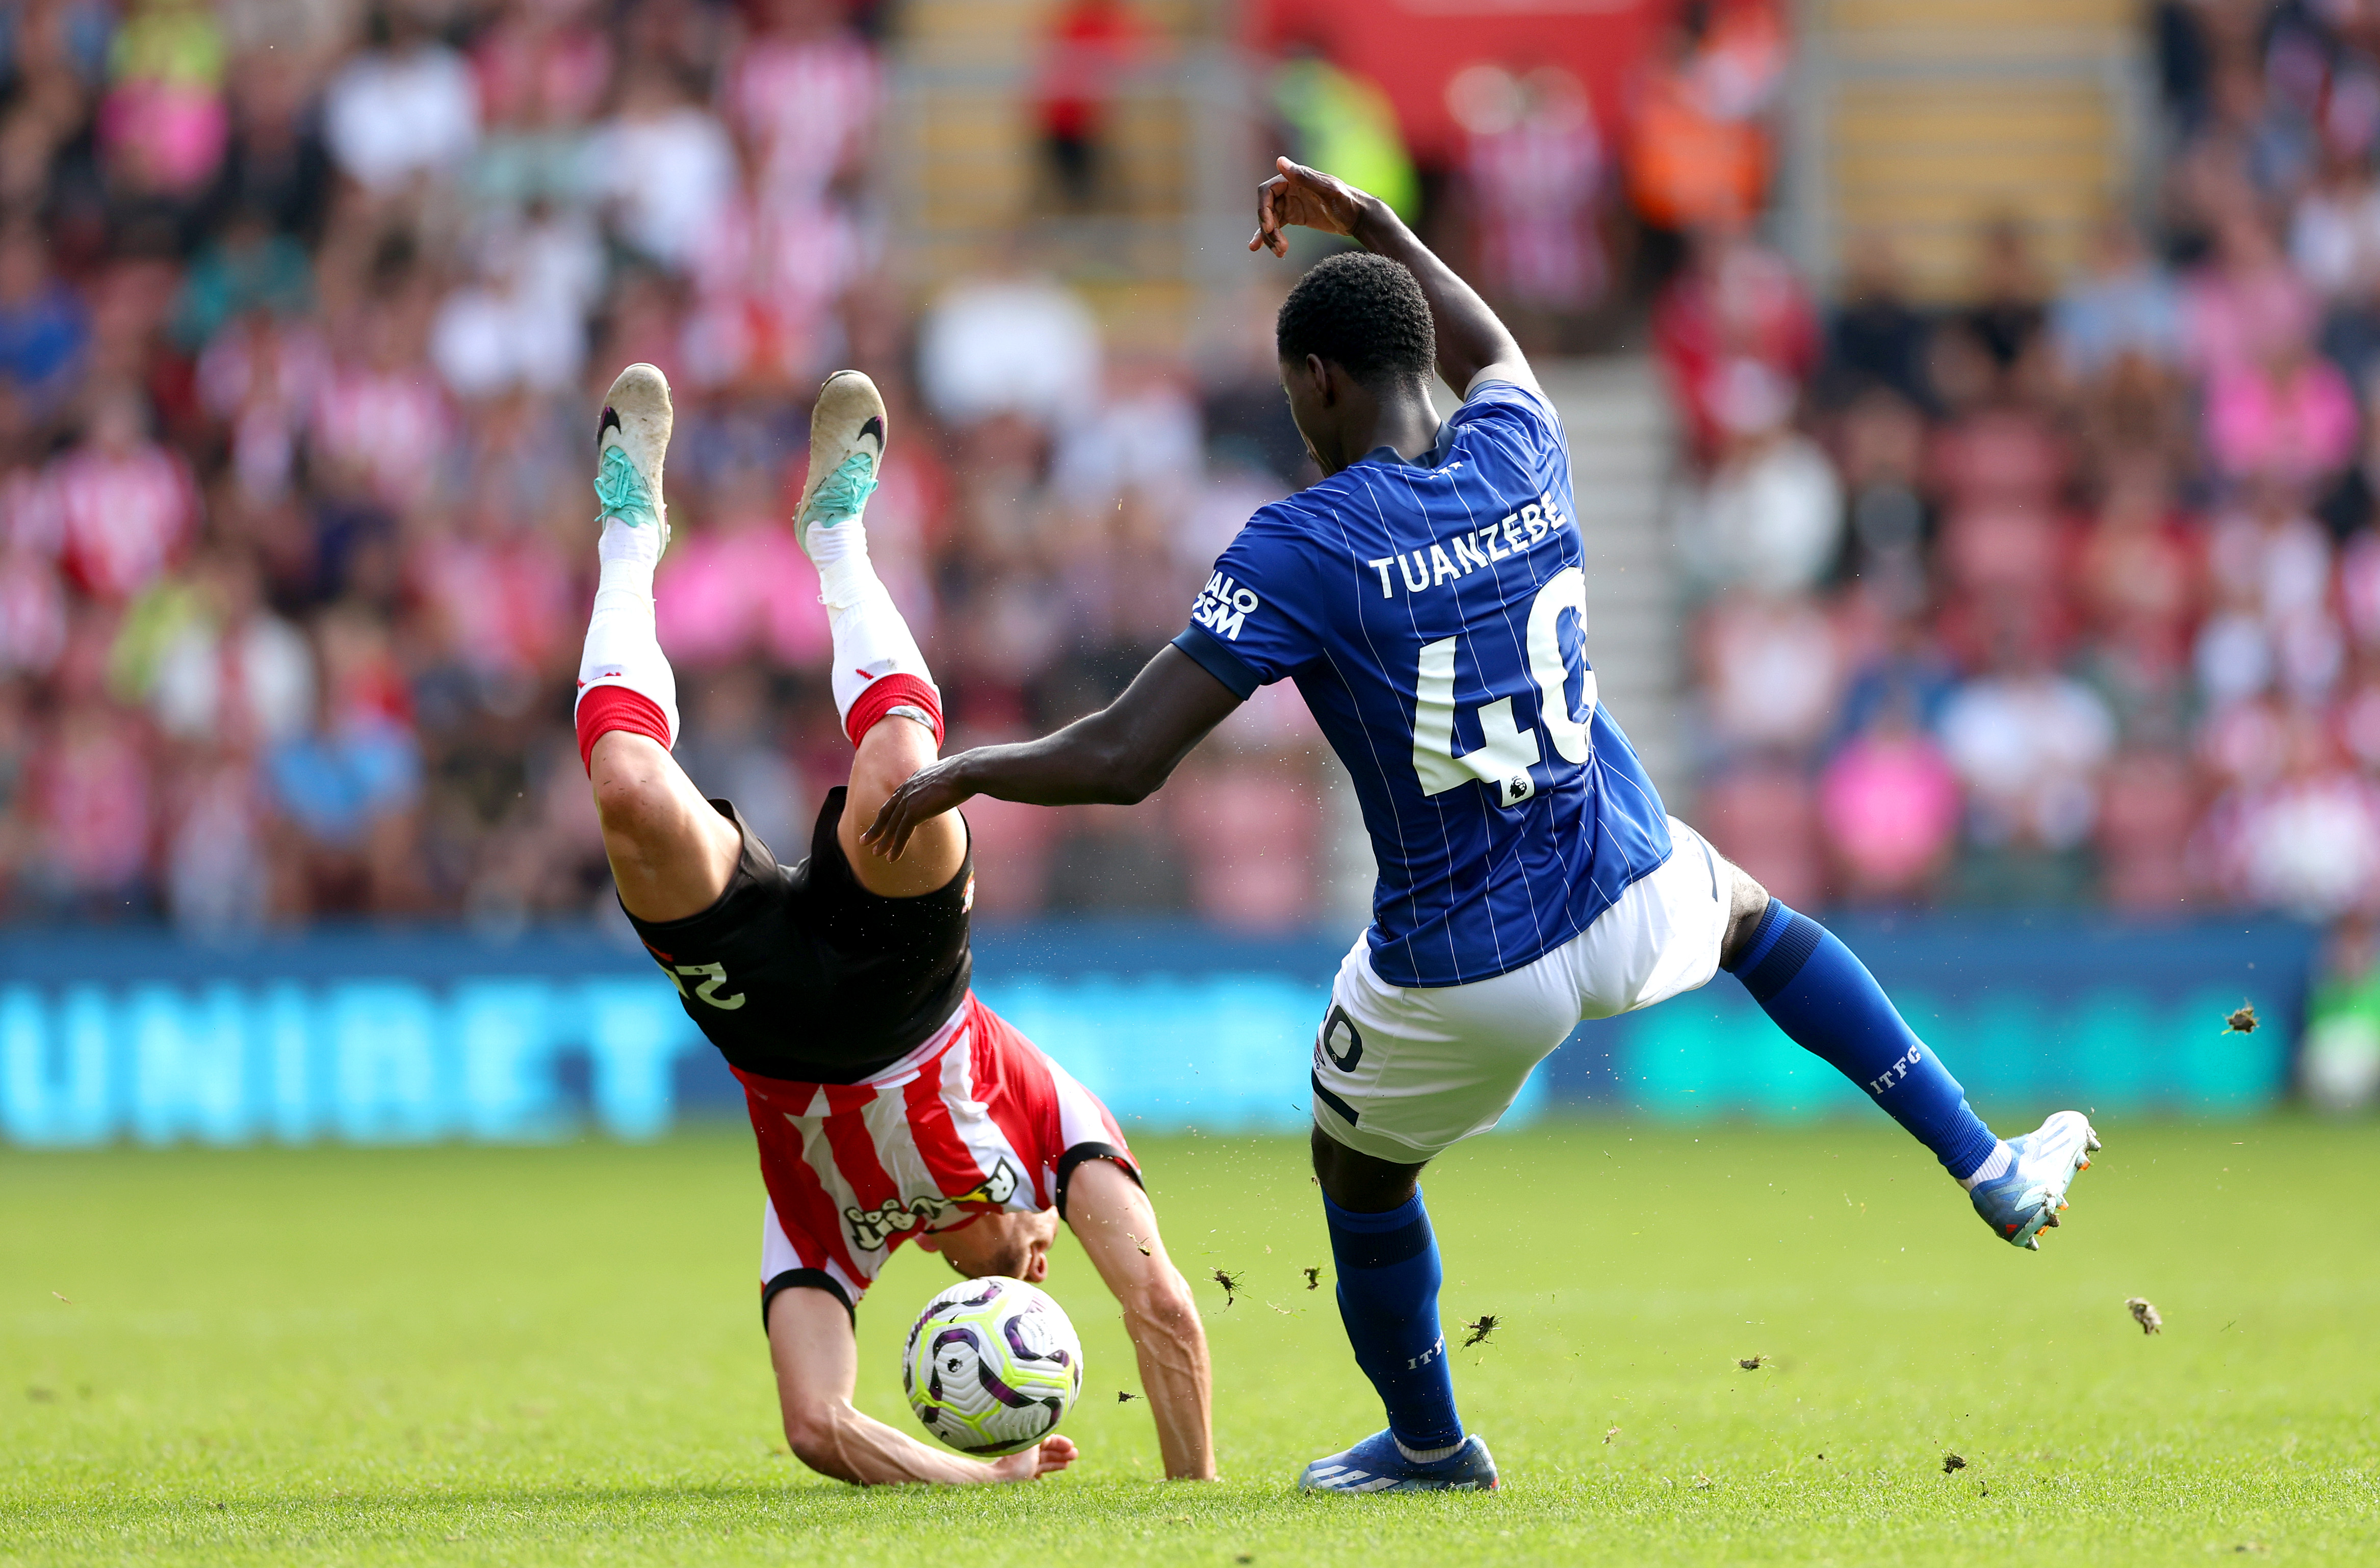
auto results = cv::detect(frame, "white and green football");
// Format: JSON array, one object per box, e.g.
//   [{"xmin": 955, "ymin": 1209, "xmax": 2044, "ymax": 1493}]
[{"xmin": 902, "ymin": 1275, "xmax": 1083, "ymax": 1456}]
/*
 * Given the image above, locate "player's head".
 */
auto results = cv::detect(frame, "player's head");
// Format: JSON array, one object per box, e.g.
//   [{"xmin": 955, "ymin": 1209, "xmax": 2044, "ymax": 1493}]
[
  {"xmin": 914, "ymin": 1207, "xmax": 1059, "ymax": 1284},
  {"xmin": 1276, "ymin": 251, "xmax": 1436, "ymax": 472}
]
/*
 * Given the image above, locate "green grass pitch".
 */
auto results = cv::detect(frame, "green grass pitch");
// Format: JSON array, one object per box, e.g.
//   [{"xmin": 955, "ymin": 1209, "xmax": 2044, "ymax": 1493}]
[{"xmin": 5, "ymin": 1119, "xmax": 2376, "ymax": 1565}]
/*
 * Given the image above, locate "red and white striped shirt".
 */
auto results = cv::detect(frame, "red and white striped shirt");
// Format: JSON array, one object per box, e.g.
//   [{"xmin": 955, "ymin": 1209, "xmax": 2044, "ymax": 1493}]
[
  {"xmin": 35, "ymin": 443, "xmax": 198, "ymax": 603},
  {"xmin": 739, "ymin": 992, "xmax": 1133, "ymax": 1309},
  {"xmin": 311, "ymin": 365, "xmax": 453, "ymax": 509},
  {"xmin": 723, "ymin": 34, "xmax": 881, "ymax": 204}
]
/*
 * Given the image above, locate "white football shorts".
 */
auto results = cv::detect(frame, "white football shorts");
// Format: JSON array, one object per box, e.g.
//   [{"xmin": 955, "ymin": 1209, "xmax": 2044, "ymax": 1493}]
[{"xmin": 1310, "ymin": 816, "xmax": 1733, "ymax": 1162}]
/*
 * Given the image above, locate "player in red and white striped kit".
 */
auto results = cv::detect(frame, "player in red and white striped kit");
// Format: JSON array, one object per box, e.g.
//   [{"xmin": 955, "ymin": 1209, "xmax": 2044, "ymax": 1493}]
[{"xmin": 573, "ymin": 363, "xmax": 1212, "ymax": 1485}]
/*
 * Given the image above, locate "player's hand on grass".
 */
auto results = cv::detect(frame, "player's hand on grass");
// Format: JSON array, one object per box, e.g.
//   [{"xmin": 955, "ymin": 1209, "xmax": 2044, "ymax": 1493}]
[
  {"xmin": 862, "ymin": 755, "xmax": 974, "ymax": 860},
  {"xmin": 989, "ymin": 1434, "xmax": 1078, "ymax": 1482},
  {"xmin": 1250, "ymin": 155, "xmax": 1376, "ymax": 256}
]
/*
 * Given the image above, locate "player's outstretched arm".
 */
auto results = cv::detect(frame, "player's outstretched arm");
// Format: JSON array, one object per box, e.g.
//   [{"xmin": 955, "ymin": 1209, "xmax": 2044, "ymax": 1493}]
[
  {"xmin": 861, "ymin": 645, "xmax": 1240, "ymax": 859},
  {"xmin": 1064, "ymin": 1159, "xmax": 1214, "ymax": 1480},
  {"xmin": 767, "ymin": 1287, "xmax": 1077, "ymax": 1485},
  {"xmin": 1250, "ymin": 155, "xmax": 1538, "ymax": 400}
]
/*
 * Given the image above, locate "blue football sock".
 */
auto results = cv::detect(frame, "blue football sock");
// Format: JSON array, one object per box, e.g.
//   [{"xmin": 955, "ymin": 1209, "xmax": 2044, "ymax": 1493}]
[
  {"xmin": 1323, "ymin": 1189, "xmax": 1463, "ymax": 1457},
  {"xmin": 1726, "ymin": 900, "xmax": 2000, "ymax": 1181}
]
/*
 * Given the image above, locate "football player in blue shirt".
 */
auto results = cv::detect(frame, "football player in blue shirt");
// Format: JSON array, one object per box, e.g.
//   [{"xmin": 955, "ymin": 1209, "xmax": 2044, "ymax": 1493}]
[{"xmin": 864, "ymin": 158, "xmax": 2099, "ymax": 1493}]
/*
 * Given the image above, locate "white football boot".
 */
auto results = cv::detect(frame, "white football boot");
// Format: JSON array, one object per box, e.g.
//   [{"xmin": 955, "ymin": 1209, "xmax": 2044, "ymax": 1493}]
[
  {"xmin": 793, "ymin": 368, "xmax": 886, "ymax": 560},
  {"xmin": 1969, "ymin": 1110, "xmax": 2101, "ymax": 1249},
  {"xmin": 593, "ymin": 362, "xmax": 672, "ymax": 556}
]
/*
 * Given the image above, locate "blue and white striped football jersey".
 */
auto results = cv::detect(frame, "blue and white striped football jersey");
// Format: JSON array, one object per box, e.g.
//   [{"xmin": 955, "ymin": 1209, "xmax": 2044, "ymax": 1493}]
[{"xmin": 1171, "ymin": 381, "xmax": 1673, "ymax": 988}]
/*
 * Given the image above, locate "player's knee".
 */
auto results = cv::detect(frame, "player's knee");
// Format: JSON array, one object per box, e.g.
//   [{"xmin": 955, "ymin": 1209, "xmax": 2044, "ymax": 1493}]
[
  {"xmin": 1310, "ymin": 1126, "xmax": 1422, "ymax": 1211},
  {"xmin": 848, "ymin": 715, "xmax": 938, "ymax": 809},
  {"xmin": 589, "ymin": 764, "xmax": 669, "ymax": 843},
  {"xmin": 1719, "ymin": 865, "xmax": 1772, "ymax": 970},
  {"xmin": 1729, "ymin": 863, "xmax": 1770, "ymax": 919}
]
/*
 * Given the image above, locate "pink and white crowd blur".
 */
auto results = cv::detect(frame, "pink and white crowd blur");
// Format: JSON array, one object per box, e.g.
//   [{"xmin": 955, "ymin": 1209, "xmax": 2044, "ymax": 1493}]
[
  {"xmin": 1664, "ymin": 0, "xmax": 2380, "ymax": 929},
  {"xmin": 0, "ymin": 0, "xmax": 1339, "ymax": 931},
  {"xmin": 0, "ymin": 0, "xmax": 2359, "ymax": 936}
]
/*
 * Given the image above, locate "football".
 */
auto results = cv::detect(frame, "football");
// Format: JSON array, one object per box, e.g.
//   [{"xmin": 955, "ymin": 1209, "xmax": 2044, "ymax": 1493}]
[{"xmin": 902, "ymin": 1275, "xmax": 1083, "ymax": 1457}]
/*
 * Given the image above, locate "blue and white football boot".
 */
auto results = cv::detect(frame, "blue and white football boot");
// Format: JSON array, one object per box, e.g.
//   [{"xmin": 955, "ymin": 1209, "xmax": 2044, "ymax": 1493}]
[
  {"xmin": 1297, "ymin": 1430, "xmax": 1499, "ymax": 1493},
  {"xmin": 1970, "ymin": 1110, "xmax": 2100, "ymax": 1250}
]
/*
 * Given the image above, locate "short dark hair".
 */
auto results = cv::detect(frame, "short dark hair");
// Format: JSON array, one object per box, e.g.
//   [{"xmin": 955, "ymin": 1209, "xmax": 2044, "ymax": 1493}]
[{"xmin": 1275, "ymin": 251, "xmax": 1435, "ymax": 387}]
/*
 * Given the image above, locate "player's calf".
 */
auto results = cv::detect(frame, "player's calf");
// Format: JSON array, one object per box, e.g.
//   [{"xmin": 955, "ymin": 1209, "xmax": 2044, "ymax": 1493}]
[
  {"xmin": 837, "ymin": 714, "xmax": 964, "ymax": 899},
  {"xmin": 1315, "ymin": 1171, "xmax": 1467, "ymax": 1472},
  {"xmin": 794, "ymin": 371, "xmax": 967, "ymax": 898},
  {"xmin": 1712, "ymin": 863, "xmax": 2102, "ymax": 1247},
  {"xmin": 572, "ymin": 365, "xmax": 741, "ymax": 922},
  {"xmin": 1719, "ymin": 874, "xmax": 2000, "ymax": 1181}
]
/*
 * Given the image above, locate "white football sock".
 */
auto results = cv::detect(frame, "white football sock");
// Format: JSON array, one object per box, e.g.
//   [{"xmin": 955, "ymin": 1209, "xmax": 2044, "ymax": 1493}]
[
  {"xmin": 575, "ymin": 514, "xmax": 679, "ymax": 745},
  {"xmin": 1394, "ymin": 1435, "xmax": 1466, "ymax": 1464},
  {"xmin": 1958, "ymin": 1141, "xmax": 2013, "ymax": 1191},
  {"xmin": 811, "ymin": 518, "xmax": 938, "ymax": 737}
]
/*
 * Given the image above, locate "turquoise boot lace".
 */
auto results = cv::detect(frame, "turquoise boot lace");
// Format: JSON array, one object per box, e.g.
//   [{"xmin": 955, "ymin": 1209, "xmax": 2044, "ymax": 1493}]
[
  {"xmin": 805, "ymin": 449, "xmax": 879, "ymax": 529},
  {"xmin": 593, "ymin": 443, "xmax": 659, "ymax": 529}
]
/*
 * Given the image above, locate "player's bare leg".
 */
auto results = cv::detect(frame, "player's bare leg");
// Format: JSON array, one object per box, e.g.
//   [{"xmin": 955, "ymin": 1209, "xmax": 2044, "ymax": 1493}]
[
  {"xmin": 589, "ymin": 731, "xmax": 739, "ymax": 921},
  {"xmin": 793, "ymin": 369, "xmax": 967, "ymax": 891},
  {"xmin": 568, "ymin": 364, "xmax": 742, "ymax": 921},
  {"xmin": 767, "ymin": 1287, "xmax": 1075, "ymax": 1485},
  {"xmin": 840, "ymin": 713, "xmax": 963, "ymax": 898}
]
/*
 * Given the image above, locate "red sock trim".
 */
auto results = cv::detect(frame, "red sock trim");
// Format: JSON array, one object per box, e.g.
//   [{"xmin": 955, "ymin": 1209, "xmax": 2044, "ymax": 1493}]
[
  {"xmin": 577, "ymin": 685, "xmax": 673, "ymax": 774},
  {"xmin": 844, "ymin": 672, "xmax": 944, "ymax": 748}
]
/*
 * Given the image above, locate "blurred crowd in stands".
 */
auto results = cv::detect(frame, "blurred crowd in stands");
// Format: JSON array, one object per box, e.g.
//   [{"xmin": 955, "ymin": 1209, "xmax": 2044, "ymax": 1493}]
[
  {"xmin": 1668, "ymin": 0, "xmax": 2380, "ymax": 933},
  {"xmin": 0, "ymin": 0, "xmax": 1345, "ymax": 932},
  {"xmin": 1, "ymin": 0, "xmax": 2369, "ymax": 940}
]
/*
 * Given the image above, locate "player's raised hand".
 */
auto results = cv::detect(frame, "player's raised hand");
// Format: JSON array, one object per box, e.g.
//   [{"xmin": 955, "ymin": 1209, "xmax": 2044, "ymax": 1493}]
[
  {"xmin": 862, "ymin": 754, "xmax": 973, "ymax": 860},
  {"xmin": 989, "ymin": 1434, "xmax": 1078, "ymax": 1481},
  {"xmin": 1250, "ymin": 155, "xmax": 1374, "ymax": 256}
]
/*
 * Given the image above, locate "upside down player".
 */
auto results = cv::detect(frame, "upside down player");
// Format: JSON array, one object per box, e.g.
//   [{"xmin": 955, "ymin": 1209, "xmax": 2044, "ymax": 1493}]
[
  {"xmin": 571, "ymin": 364, "xmax": 1212, "ymax": 1484},
  {"xmin": 864, "ymin": 160, "xmax": 2102, "ymax": 1492}
]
